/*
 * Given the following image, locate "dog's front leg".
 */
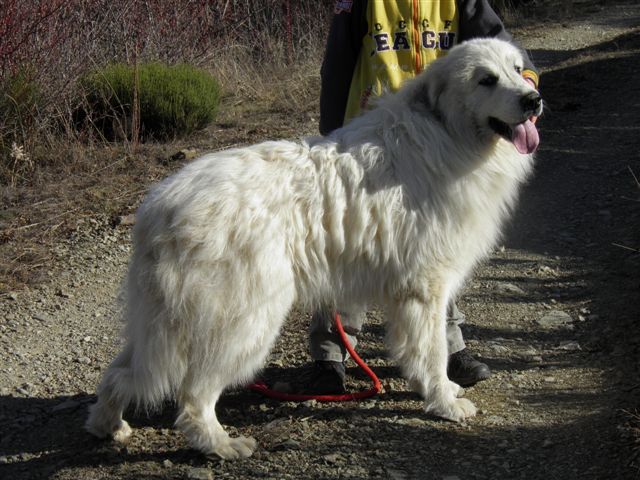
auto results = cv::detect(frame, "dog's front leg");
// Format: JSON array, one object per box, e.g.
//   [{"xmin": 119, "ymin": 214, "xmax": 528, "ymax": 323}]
[{"xmin": 387, "ymin": 294, "xmax": 476, "ymax": 422}]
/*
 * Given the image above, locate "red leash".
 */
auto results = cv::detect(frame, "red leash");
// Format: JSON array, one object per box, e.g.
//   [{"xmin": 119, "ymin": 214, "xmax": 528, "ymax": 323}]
[{"xmin": 249, "ymin": 313, "xmax": 381, "ymax": 402}]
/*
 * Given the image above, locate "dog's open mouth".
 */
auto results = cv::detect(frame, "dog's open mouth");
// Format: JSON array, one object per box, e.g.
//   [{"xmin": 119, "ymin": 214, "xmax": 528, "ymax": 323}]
[{"xmin": 489, "ymin": 117, "xmax": 539, "ymax": 154}]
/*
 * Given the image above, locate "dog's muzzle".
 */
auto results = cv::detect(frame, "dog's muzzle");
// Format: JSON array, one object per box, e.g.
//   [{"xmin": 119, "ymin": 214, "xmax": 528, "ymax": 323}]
[{"xmin": 520, "ymin": 91, "xmax": 543, "ymax": 116}]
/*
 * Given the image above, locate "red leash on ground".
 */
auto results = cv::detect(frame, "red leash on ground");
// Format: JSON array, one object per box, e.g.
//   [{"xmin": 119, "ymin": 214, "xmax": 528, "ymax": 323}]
[{"xmin": 249, "ymin": 313, "xmax": 382, "ymax": 402}]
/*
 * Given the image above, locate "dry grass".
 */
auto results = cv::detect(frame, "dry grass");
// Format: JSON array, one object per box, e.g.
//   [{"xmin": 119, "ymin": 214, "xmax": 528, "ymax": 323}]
[
  {"xmin": 0, "ymin": 78, "xmax": 322, "ymax": 292},
  {"xmin": 0, "ymin": 1, "xmax": 330, "ymax": 292}
]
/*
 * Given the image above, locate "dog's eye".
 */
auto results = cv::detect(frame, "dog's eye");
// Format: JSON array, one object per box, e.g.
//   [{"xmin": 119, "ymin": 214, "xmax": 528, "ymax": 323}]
[
  {"xmin": 479, "ymin": 74, "xmax": 498, "ymax": 86},
  {"xmin": 514, "ymin": 65, "xmax": 522, "ymax": 74}
]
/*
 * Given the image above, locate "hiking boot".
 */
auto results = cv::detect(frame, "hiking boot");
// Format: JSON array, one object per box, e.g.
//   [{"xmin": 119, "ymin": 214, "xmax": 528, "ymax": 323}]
[
  {"xmin": 297, "ymin": 360, "xmax": 346, "ymax": 395},
  {"xmin": 447, "ymin": 348, "xmax": 491, "ymax": 387}
]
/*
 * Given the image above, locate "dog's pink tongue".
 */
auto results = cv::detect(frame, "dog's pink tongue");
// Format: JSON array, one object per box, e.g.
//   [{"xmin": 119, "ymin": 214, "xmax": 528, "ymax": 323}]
[{"xmin": 512, "ymin": 120, "xmax": 539, "ymax": 154}]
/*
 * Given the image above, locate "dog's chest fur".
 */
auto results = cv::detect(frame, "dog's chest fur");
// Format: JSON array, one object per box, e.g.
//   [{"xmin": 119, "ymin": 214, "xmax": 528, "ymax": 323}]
[{"xmin": 282, "ymin": 133, "xmax": 533, "ymax": 305}]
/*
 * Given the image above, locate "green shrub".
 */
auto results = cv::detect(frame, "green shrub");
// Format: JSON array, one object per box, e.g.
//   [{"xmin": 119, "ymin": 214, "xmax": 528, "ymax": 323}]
[{"xmin": 81, "ymin": 62, "xmax": 220, "ymax": 140}]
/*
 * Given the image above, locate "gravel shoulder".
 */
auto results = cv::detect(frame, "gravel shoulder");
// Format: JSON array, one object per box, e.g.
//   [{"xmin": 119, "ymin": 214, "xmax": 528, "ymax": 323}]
[{"xmin": 1, "ymin": 3, "xmax": 639, "ymax": 479}]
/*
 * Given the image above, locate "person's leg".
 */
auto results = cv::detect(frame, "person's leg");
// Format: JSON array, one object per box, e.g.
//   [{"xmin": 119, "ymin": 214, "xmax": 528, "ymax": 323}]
[
  {"xmin": 446, "ymin": 301, "xmax": 491, "ymax": 387},
  {"xmin": 309, "ymin": 306, "xmax": 365, "ymax": 362},
  {"xmin": 446, "ymin": 301, "xmax": 467, "ymax": 355},
  {"xmin": 303, "ymin": 300, "xmax": 490, "ymax": 393},
  {"xmin": 304, "ymin": 306, "xmax": 366, "ymax": 394}
]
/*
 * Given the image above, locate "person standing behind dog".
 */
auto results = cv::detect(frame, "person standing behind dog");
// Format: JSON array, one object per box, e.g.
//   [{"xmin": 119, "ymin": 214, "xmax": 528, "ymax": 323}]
[{"xmin": 302, "ymin": 0, "xmax": 540, "ymax": 395}]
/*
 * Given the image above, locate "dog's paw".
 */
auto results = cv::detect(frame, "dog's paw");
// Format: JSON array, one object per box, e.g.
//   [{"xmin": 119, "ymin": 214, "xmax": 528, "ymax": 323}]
[
  {"xmin": 85, "ymin": 406, "xmax": 132, "ymax": 443},
  {"xmin": 425, "ymin": 397, "xmax": 477, "ymax": 422},
  {"xmin": 112, "ymin": 420, "xmax": 133, "ymax": 443},
  {"xmin": 209, "ymin": 435, "xmax": 257, "ymax": 460}
]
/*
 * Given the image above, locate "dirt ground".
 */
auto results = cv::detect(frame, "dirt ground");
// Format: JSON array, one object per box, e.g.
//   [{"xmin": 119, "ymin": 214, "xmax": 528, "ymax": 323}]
[{"xmin": 1, "ymin": 2, "xmax": 639, "ymax": 479}]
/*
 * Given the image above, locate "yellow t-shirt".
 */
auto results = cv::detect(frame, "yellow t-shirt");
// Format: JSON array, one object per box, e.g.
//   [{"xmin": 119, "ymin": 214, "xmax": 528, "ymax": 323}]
[{"xmin": 344, "ymin": 0, "xmax": 459, "ymax": 123}]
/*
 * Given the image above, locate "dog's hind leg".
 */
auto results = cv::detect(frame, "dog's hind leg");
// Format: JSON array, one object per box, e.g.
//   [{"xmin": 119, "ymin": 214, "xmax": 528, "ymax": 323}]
[
  {"xmin": 85, "ymin": 344, "xmax": 135, "ymax": 443},
  {"xmin": 174, "ymin": 284, "xmax": 294, "ymax": 459},
  {"xmin": 386, "ymin": 292, "xmax": 476, "ymax": 422},
  {"xmin": 175, "ymin": 384, "xmax": 256, "ymax": 459}
]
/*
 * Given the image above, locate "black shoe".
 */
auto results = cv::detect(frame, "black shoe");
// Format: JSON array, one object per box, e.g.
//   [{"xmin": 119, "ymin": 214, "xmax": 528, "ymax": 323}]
[
  {"xmin": 296, "ymin": 361, "xmax": 346, "ymax": 395},
  {"xmin": 447, "ymin": 349, "xmax": 491, "ymax": 387}
]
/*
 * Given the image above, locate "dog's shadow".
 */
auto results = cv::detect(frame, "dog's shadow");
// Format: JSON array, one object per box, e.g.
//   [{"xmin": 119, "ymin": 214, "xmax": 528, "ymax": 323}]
[
  {"xmin": 0, "ymin": 364, "xmax": 421, "ymax": 478},
  {"xmin": 0, "ymin": 392, "xmax": 209, "ymax": 477}
]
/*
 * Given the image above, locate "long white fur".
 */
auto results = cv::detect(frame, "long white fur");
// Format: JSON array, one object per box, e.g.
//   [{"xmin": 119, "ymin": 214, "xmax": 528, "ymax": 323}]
[{"xmin": 86, "ymin": 39, "xmax": 542, "ymax": 458}]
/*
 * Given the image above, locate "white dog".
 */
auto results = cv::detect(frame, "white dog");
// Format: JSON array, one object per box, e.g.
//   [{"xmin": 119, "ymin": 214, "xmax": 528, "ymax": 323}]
[{"xmin": 86, "ymin": 38, "xmax": 543, "ymax": 458}]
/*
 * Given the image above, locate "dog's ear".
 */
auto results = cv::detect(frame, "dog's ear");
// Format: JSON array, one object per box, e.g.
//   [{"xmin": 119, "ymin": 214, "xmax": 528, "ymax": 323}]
[{"xmin": 411, "ymin": 65, "xmax": 446, "ymax": 117}]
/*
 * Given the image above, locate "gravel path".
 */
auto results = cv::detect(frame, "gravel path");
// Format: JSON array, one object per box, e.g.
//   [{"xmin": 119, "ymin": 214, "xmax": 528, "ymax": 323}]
[{"xmin": 1, "ymin": 3, "xmax": 639, "ymax": 479}]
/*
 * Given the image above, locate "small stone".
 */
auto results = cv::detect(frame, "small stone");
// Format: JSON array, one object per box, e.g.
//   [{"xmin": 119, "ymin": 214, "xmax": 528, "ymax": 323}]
[
  {"xmin": 542, "ymin": 438, "xmax": 554, "ymax": 448},
  {"xmin": 486, "ymin": 415, "xmax": 505, "ymax": 425},
  {"xmin": 7, "ymin": 292, "xmax": 18, "ymax": 301},
  {"xmin": 185, "ymin": 467, "xmax": 213, "ymax": 480},
  {"xmin": 538, "ymin": 310, "xmax": 574, "ymax": 328},
  {"xmin": 543, "ymin": 376, "xmax": 556, "ymax": 383},
  {"xmin": 277, "ymin": 438, "xmax": 301, "ymax": 450},
  {"xmin": 397, "ymin": 417, "xmax": 427, "ymax": 427},
  {"xmin": 361, "ymin": 399, "xmax": 377, "ymax": 409},
  {"xmin": 116, "ymin": 214, "xmax": 136, "ymax": 226},
  {"xmin": 323, "ymin": 453, "xmax": 344, "ymax": 464},
  {"xmin": 557, "ymin": 341, "xmax": 581, "ymax": 351},
  {"xmin": 56, "ymin": 289, "xmax": 73, "ymax": 299},
  {"xmin": 385, "ymin": 469, "xmax": 408, "ymax": 480},
  {"xmin": 537, "ymin": 265, "xmax": 556, "ymax": 275},
  {"xmin": 162, "ymin": 459, "xmax": 174, "ymax": 468},
  {"xmin": 494, "ymin": 282, "xmax": 525, "ymax": 295},
  {"xmin": 490, "ymin": 344, "xmax": 510, "ymax": 353},
  {"xmin": 387, "ymin": 469, "xmax": 409, "ymax": 480},
  {"xmin": 264, "ymin": 417, "xmax": 288, "ymax": 430}
]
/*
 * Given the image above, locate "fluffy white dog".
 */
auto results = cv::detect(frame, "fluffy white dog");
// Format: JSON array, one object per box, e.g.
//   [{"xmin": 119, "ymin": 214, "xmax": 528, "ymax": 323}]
[{"xmin": 86, "ymin": 38, "xmax": 543, "ymax": 458}]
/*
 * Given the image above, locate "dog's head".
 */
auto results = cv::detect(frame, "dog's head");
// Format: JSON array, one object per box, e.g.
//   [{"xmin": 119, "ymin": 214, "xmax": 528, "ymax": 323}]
[{"xmin": 411, "ymin": 38, "xmax": 543, "ymax": 154}]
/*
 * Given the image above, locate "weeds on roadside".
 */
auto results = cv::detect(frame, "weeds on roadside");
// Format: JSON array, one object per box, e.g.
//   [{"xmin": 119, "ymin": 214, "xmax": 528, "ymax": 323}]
[
  {"xmin": 0, "ymin": 69, "xmax": 41, "ymax": 184},
  {"xmin": 0, "ymin": 1, "xmax": 332, "ymax": 291}
]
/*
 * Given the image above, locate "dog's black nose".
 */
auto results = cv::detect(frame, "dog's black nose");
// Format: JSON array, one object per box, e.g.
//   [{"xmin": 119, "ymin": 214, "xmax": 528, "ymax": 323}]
[{"xmin": 520, "ymin": 91, "xmax": 542, "ymax": 113}]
